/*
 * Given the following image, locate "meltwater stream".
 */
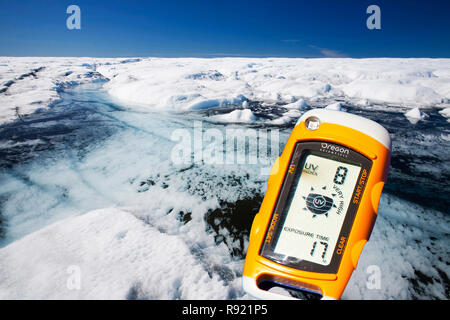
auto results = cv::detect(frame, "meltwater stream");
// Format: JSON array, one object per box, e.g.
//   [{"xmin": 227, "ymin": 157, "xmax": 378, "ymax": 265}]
[{"xmin": 0, "ymin": 83, "xmax": 448, "ymax": 299}]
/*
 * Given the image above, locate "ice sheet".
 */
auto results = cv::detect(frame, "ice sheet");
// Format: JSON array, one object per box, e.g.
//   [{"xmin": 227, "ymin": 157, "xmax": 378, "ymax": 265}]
[
  {"xmin": 0, "ymin": 57, "xmax": 128, "ymax": 125},
  {"xmin": 97, "ymin": 58, "xmax": 450, "ymax": 112},
  {"xmin": 0, "ymin": 57, "xmax": 448, "ymax": 300}
]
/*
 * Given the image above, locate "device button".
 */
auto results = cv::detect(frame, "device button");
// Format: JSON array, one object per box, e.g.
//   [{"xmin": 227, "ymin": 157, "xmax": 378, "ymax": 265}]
[
  {"xmin": 358, "ymin": 149, "xmax": 377, "ymax": 160},
  {"xmin": 249, "ymin": 213, "xmax": 261, "ymax": 242},
  {"xmin": 371, "ymin": 182, "xmax": 385, "ymax": 214},
  {"xmin": 367, "ymin": 152, "xmax": 377, "ymax": 160},
  {"xmin": 351, "ymin": 240, "xmax": 367, "ymax": 269}
]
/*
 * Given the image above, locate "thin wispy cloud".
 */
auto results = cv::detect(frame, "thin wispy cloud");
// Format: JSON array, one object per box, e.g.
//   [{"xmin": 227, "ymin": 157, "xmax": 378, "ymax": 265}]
[
  {"xmin": 319, "ymin": 48, "xmax": 347, "ymax": 58},
  {"xmin": 309, "ymin": 45, "xmax": 348, "ymax": 58}
]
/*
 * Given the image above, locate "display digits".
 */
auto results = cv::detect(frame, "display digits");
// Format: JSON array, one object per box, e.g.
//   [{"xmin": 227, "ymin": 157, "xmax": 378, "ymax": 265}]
[
  {"xmin": 333, "ymin": 166, "xmax": 348, "ymax": 185},
  {"xmin": 310, "ymin": 241, "xmax": 328, "ymax": 259}
]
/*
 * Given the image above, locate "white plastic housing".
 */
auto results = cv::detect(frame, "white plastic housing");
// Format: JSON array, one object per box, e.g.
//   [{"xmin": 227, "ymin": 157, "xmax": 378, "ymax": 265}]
[{"xmin": 296, "ymin": 109, "xmax": 391, "ymax": 150}]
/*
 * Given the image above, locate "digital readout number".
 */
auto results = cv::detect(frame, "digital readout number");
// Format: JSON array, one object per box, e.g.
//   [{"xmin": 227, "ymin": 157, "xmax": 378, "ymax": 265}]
[
  {"xmin": 333, "ymin": 166, "xmax": 348, "ymax": 185},
  {"xmin": 226, "ymin": 304, "xmax": 268, "ymax": 315},
  {"xmin": 310, "ymin": 241, "xmax": 328, "ymax": 259}
]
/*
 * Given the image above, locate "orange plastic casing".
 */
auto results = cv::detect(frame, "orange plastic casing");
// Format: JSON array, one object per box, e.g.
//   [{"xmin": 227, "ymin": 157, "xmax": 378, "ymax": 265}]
[{"xmin": 243, "ymin": 119, "xmax": 391, "ymax": 300}]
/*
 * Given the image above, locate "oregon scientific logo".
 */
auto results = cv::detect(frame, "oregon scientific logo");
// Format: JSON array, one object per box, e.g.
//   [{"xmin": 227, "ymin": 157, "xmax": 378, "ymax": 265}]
[{"xmin": 320, "ymin": 143, "xmax": 349, "ymax": 157}]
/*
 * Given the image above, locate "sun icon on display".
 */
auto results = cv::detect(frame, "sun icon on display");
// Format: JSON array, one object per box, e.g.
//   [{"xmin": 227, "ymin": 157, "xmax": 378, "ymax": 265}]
[{"xmin": 302, "ymin": 186, "xmax": 338, "ymax": 218}]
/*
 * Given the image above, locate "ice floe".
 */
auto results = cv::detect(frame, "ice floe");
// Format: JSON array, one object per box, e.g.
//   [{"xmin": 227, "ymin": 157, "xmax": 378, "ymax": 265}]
[{"xmin": 405, "ymin": 107, "xmax": 428, "ymax": 124}]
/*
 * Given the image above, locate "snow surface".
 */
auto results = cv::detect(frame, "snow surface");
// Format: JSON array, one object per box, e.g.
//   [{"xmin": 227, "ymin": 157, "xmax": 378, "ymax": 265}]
[
  {"xmin": 0, "ymin": 57, "xmax": 125, "ymax": 125},
  {"xmin": 0, "ymin": 192, "xmax": 447, "ymax": 299},
  {"xmin": 1, "ymin": 57, "xmax": 450, "ymax": 126},
  {"xmin": 0, "ymin": 208, "xmax": 233, "ymax": 299},
  {"xmin": 0, "ymin": 57, "xmax": 449, "ymax": 300},
  {"xmin": 97, "ymin": 58, "xmax": 450, "ymax": 113}
]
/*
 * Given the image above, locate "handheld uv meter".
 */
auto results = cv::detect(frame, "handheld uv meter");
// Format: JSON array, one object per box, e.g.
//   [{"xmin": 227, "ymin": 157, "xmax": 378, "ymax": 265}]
[{"xmin": 243, "ymin": 108, "xmax": 391, "ymax": 300}]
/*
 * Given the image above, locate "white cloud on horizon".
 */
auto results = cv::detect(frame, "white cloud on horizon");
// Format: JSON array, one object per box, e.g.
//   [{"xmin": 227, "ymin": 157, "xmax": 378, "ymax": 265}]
[{"xmin": 309, "ymin": 44, "xmax": 348, "ymax": 58}]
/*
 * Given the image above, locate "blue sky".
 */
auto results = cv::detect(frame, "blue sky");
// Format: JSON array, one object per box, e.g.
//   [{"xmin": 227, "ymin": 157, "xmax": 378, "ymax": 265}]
[{"xmin": 0, "ymin": 0, "xmax": 449, "ymax": 57}]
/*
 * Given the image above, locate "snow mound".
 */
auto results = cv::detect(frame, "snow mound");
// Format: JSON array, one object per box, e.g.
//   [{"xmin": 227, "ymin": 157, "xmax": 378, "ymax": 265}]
[
  {"xmin": 0, "ymin": 208, "xmax": 230, "ymax": 299},
  {"xmin": 283, "ymin": 99, "xmax": 308, "ymax": 110},
  {"xmin": 269, "ymin": 109, "xmax": 302, "ymax": 125},
  {"xmin": 439, "ymin": 107, "xmax": 450, "ymax": 122},
  {"xmin": 211, "ymin": 109, "xmax": 258, "ymax": 123},
  {"xmin": 325, "ymin": 102, "xmax": 345, "ymax": 111},
  {"xmin": 356, "ymin": 99, "xmax": 370, "ymax": 107},
  {"xmin": 405, "ymin": 107, "xmax": 428, "ymax": 124}
]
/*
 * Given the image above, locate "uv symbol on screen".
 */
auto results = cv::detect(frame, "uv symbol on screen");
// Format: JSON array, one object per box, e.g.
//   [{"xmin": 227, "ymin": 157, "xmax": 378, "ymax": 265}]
[
  {"xmin": 303, "ymin": 186, "xmax": 337, "ymax": 218},
  {"xmin": 314, "ymin": 196, "xmax": 325, "ymax": 207}
]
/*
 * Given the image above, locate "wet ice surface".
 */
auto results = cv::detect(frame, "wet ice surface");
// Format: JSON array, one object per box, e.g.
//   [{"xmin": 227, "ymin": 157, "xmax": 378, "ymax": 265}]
[{"xmin": 0, "ymin": 85, "xmax": 449, "ymax": 299}]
